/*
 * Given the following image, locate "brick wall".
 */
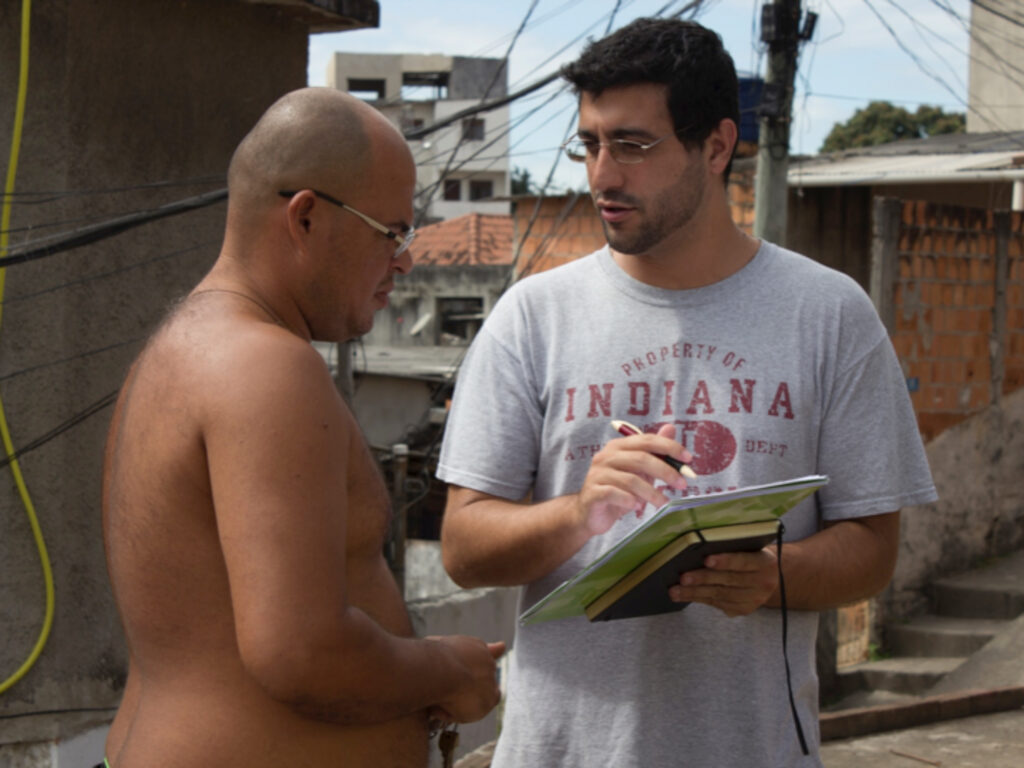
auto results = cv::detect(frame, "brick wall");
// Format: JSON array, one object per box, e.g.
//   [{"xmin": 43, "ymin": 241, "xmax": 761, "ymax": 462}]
[
  {"xmin": 511, "ymin": 195, "xmax": 605, "ymax": 277},
  {"xmin": 888, "ymin": 202, "xmax": 1024, "ymax": 441},
  {"xmin": 511, "ymin": 173, "xmax": 757, "ymax": 276}
]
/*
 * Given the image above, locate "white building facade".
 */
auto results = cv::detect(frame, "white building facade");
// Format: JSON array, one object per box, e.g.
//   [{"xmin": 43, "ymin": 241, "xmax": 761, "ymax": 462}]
[{"xmin": 327, "ymin": 52, "xmax": 511, "ymax": 222}]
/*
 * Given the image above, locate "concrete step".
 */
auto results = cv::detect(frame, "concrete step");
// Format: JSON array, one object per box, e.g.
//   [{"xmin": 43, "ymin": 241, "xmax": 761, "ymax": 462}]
[
  {"xmin": 822, "ymin": 688, "xmax": 919, "ymax": 713},
  {"xmin": 837, "ymin": 656, "xmax": 965, "ymax": 696},
  {"xmin": 931, "ymin": 552, "xmax": 1024, "ymax": 620},
  {"xmin": 887, "ymin": 614, "xmax": 1009, "ymax": 657}
]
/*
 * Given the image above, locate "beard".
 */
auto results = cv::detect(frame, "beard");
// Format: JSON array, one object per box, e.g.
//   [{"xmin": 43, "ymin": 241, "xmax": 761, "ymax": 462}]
[{"xmin": 598, "ymin": 158, "xmax": 707, "ymax": 256}]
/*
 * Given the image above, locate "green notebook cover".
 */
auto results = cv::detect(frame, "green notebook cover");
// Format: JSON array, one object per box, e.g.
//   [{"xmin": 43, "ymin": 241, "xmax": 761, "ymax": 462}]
[{"xmin": 518, "ymin": 475, "xmax": 829, "ymax": 625}]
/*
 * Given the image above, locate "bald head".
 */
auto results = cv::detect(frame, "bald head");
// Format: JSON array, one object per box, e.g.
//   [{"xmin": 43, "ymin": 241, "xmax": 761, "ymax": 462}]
[{"xmin": 227, "ymin": 88, "xmax": 409, "ymax": 222}]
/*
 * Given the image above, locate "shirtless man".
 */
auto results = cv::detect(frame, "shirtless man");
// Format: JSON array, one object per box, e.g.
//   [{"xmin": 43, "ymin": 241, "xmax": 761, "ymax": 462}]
[{"xmin": 101, "ymin": 88, "xmax": 503, "ymax": 768}]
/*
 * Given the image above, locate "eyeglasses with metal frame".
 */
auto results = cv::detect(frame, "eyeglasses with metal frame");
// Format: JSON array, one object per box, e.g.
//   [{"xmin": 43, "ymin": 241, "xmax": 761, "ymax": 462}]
[
  {"xmin": 560, "ymin": 133, "xmax": 679, "ymax": 165},
  {"xmin": 278, "ymin": 189, "xmax": 415, "ymax": 257}
]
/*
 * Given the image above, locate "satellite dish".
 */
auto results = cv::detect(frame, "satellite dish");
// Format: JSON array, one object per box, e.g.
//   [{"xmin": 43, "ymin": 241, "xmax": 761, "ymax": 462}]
[{"xmin": 409, "ymin": 312, "xmax": 433, "ymax": 336}]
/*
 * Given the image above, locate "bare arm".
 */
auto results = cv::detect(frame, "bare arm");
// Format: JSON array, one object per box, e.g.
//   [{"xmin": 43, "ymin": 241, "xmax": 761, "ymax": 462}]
[
  {"xmin": 668, "ymin": 511, "xmax": 901, "ymax": 616},
  {"xmin": 442, "ymin": 424, "xmax": 692, "ymax": 588},
  {"xmin": 207, "ymin": 334, "xmax": 501, "ymax": 725}
]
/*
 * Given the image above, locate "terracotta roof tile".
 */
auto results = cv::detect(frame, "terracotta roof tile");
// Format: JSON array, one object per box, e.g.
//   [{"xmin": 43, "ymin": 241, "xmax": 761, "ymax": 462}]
[{"xmin": 411, "ymin": 213, "xmax": 514, "ymax": 266}]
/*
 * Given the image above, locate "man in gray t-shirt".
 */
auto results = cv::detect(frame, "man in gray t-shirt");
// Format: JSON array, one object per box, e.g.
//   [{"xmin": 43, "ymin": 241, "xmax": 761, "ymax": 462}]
[{"xmin": 437, "ymin": 18, "xmax": 937, "ymax": 768}]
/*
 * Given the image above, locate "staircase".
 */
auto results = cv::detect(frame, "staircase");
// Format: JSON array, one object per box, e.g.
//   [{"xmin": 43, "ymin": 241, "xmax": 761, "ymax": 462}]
[{"xmin": 827, "ymin": 550, "xmax": 1024, "ymax": 711}]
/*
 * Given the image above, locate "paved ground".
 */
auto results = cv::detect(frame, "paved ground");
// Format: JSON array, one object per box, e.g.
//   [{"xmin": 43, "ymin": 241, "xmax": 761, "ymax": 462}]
[
  {"xmin": 821, "ymin": 706, "xmax": 1024, "ymax": 767},
  {"xmin": 821, "ymin": 554, "xmax": 1024, "ymax": 768}
]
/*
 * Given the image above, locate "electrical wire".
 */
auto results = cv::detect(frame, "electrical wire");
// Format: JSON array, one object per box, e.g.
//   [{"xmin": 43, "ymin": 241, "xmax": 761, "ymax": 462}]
[
  {"xmin": 0, "ymin": 0, "xmax": 53, "ymax": 698},
  {"xmin": 0, "ymin": 175, "xmax": 225, "ymax": 204},
  {"xmin": 882, "ymin": 0, "xmax": 968, "ymax": 93},
  {"xmin": 0, "ymin": 390, "xmax": 119, "ymax": 472},
  {"xmin": 0, "ymin": 188, "xmax": 227, "ymax": 269},
  {"xmin": 469, "ymin": 0, "xmax": 592, "ymax": 59},
  {"xmin": 385, "ymin": 0, "xmax": 741, "ymax": 510},
  {"xmin": 0, "ymin": 337, "xmax": 143, "ymax": 385},
  {"xmin": 413, "ymin": 84, "xmax": 572, "ymax": 209},
  {"xmin": 0, "ymin": 706, "xmax": 118, "ymax": 720},
  {"xmin": 414, "ymin": 0, "xmax": 542, "ymax": 225},
  {"xmin": 861, "ymin": 0, "xmax": 1024, "ymax": 142},
  {"xmin": 402, "ymin": 71, "xmax": 562, "ymax": 142},
  {"xmin": 0, "ymin": 240, "xmax": 216, "ymax": 308},
  {"xmin": 894, "ymin": 0, "xmax": 1024, "ymax": 101},
  {"xmin": 971, "ymin": 0, "xmax": 1024, "ymax": 28}
]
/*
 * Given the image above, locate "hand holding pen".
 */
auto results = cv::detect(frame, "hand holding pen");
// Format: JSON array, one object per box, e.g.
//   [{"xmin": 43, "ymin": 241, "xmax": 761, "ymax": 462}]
[
  {"xmin": 611, "ymin": 420, "xmax": 697, "ymax": 479},
  {"xmin": 572, "ymin": 420, "xmax": 696, "ymax": 537}
]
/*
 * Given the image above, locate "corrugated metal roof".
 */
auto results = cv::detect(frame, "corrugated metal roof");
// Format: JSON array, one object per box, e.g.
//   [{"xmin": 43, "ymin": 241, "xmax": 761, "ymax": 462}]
[
  {"xmin": 790, "ymin": 150, "xmax": 1024, "ymax": 186},
  {"xmin": 314, "ymin": 342, "xmax": 466, "ymax": 381},
  {"xmin": 354, "ymin": 345, "xmax": 466, "ymax": 380},
  {"xmin": 789, "ymin": 131, "xmax": 1024, "ymax": 187}
]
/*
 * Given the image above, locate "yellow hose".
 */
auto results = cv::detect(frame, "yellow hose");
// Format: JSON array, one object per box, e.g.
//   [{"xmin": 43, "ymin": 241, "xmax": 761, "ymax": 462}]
[{"xmin": 0, "ymin": 0, "xmax": 54, "ymax": 696}]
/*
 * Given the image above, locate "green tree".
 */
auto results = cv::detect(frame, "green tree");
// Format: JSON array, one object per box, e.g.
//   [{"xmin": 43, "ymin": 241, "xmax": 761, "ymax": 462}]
[
  {"xmin": 820, "ymin": 101, "xmax": 965, "ymax": 153},
  {"xmin": 511, "ymin": 165, "xmax": 536, "ymax": 195}
]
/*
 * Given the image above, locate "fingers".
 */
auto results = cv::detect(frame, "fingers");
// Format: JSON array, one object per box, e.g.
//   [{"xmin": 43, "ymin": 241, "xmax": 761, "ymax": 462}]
[
  {"xmin": 427, "ymin": 705, "xmax": 453, "ymax": 730},
  {"xmin": 576, "ymin": 424, "xmax": 693, "ymax": 537},
  {"xmin": 435, "ymin": 635, "xmax": 503, "ymax": 724},
  {"xmin": 668, "ymin": 550, "xmax": 779, "ymax": 617},
  {"xmin": 576, "ymin": 477, "xmax": 664, "ymax": 537},
  {"xmin": 487, "ymin": 641, "xmax": 506, "ymax": 659},
  {"xmin": 652, "ymin": 423, "xmax": 696, "ymax": 466}
]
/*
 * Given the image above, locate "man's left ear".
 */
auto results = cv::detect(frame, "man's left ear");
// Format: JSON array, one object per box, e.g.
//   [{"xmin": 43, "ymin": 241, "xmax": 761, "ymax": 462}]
[{"xmin": 705, "ymin": 118, "xmax": 738, "ymax": 176}]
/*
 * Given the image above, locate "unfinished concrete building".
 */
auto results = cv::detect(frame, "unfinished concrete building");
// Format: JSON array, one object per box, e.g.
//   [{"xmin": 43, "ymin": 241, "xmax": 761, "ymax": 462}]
[{"xmin": 327, "ymin": 52, "xmax": 511, "ymax": 222}]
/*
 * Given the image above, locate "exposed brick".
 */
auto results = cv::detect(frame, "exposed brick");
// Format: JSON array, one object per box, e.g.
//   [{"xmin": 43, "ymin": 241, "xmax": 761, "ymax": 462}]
[
  {"xmin": 936, "ymin": 359, "xmax": 968, "ymax": 384},
  {"xmin": 891, "ymin": 334, "xmax": 915, "ymax": 358},
  {"xmin": 969, "ymin": 383, "xmax": 992, "ymax": 409},
  {"xmin": 970, "ymin": 257, "xmax": 993, "ymax": 281},
  {"xmin": 896, "ymin": 309, "xmax": 920, "ymax": 332},
  {"xmin": 935, "ymin": 334, "xmax": 961, "ymax": 357},
  {"xmin": 965, "ymin": 357, "xmax": 991, "ymax": 382},
  {"xmin": 1004, "ymin": 368, "xmax": 1024, "ymax": 392}
]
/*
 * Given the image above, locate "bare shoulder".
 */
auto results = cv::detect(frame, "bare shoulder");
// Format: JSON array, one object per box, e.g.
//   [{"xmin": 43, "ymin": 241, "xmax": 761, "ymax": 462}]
[{"xmin": 147, "ymin": 299, "xmax": 342, "ymax": 426}]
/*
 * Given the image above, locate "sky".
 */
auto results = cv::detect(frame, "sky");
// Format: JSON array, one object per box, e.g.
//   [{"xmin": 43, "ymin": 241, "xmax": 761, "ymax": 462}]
[{"xmin": 307, "ymin": 0, "xmax": 972, "ymax": 192}]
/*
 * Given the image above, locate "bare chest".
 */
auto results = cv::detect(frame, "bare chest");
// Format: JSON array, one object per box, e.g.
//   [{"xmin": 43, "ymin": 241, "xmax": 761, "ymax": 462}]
[{"xmin": 343, "ymin": 434, "xmax": 394, "ymax": 557}]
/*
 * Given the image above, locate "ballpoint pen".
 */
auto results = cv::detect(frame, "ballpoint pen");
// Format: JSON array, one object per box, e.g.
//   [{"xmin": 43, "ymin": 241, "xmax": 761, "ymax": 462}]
[{"xmin": 610, "ymin": 419, "xmax": 698, "ymax": 479}]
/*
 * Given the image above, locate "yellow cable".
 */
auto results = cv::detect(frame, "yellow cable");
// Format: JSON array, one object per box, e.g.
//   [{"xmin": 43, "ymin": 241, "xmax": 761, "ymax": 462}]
[{"xmin": 0, "ymin": 0, "xmax": 54, "ymax": 696}]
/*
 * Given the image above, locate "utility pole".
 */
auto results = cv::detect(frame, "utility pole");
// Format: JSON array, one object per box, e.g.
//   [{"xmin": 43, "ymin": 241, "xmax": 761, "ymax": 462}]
[{"xmin": 753, "ymin": 1, "xmax": 816, "ymax": 245}]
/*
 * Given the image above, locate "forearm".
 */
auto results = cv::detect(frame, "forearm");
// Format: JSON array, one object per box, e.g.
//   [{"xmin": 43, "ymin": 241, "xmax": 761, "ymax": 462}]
[
  {"xmin": 767, "ymin": 512, "xmax": 901, "ymax": 611},
  {"xmin": 441, "ymin": 426, "xmax": 693, "ymax": 589},
  {"xmin": 441, "ymin": 490, "xmax": 591, "ymax": 588},
  {"xmin": 245, "ymin": 606, "xmax": 481, "ymax": 725}
]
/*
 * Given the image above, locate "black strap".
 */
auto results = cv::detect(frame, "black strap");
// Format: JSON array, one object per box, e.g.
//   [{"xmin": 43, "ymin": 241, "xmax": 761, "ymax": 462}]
[{"xmin": 777, "ymin": 521, "xmax": 810, "ymax": 756}]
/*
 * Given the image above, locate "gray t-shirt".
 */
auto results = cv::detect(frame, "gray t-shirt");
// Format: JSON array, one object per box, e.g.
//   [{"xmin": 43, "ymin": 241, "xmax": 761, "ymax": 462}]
[{"xmin": 438, "ymin": 243, "xmax": 937, "ymax": 767}]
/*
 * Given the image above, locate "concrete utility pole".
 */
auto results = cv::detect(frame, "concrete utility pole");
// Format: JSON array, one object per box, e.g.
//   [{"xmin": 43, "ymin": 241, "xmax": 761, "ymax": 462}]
[{"xmin": 753, "ymin": 0, "xmax": 815, "ymax": 245}]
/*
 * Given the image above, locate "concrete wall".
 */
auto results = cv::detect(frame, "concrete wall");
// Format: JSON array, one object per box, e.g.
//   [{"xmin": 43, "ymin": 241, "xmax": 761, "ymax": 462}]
[
  {"xmin": 353, "ymin": 374, "xmax": 437, "ymax": 447},
  {"xmin": 417, "ymin": 99, "xmax": 511, "ymax": 220},
  {"xmin": 883, "ymin": 387, "xmax": 1024, "ymax": 622},
  {"xmin": 968, "ymin": 2, "xmax": 1024, "ymax": 133},
  {"xmin": 408, "ymin": 584, "xmax": 519, "ymax": 767},
  {"xmin": 361, "ymin": 263, "xmax": 510, "ymax": 347},
  {"xmin": 0, "ymin": 0, "xmax": 307, "ymax": 746},
  {"xmin": 432, "ymin": 191, "xmax": 512, "ymax": 221},
  {"xmin": 449, "ymin": 56, "xmax": 508, "ymax": 100}
]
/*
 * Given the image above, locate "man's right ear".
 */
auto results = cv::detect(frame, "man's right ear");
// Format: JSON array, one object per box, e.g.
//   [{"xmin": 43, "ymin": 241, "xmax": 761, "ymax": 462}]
[{"xmin": 283, "ymin": 191, "xmax": 317, "ymax": 242}]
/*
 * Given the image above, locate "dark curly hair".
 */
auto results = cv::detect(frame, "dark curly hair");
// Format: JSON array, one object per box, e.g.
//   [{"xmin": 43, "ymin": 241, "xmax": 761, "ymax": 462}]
[{"xmin": 561, "ymin": 18, "xmax": 740, "ymax": 181}]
